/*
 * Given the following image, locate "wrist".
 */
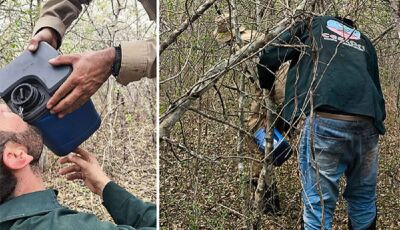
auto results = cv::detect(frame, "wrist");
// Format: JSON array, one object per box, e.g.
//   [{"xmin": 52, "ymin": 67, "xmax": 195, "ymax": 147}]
[
  {"xmin": 48, "ymin": 28, "xmax": 61, "ymax": 49},
  {"xmin": 39, "ymin": 27, "xmax": 61, "ymax": 49},
  {"xmin": 101, "ymin": 47, "xmax": 116, "ymax": 76},
  {"xmin": 105, "ymin": 47, "xmax": 116, "ymax": 65},
  {"xmin": 98, "ymin": 177, "xmax": 111, "ymax": 197}
]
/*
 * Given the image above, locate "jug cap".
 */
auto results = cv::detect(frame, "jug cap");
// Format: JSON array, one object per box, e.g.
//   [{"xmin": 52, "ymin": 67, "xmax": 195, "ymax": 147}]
[{"xmin": 11, "ymin": 83, "xmax": 42, "ymax": 111}]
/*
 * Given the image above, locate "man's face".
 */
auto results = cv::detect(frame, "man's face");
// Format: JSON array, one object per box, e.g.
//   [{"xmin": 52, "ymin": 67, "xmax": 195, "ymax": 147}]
[
  {"xmin": 0, "ymin": 105, "xmax": 44, "ymax": 203},
  {"xmin": 0, "ymin": 105, "xmax": 27, "ymax": 132}
]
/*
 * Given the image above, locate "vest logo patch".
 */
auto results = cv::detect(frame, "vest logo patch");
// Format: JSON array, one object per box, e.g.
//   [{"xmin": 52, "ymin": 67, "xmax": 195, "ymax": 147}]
[
  {"xmin": 322, "ymin": 20, "xmax": 365, "ymax": 51},
  {"xmin": 327, "ymin": 20, "xmax": 361, "ymax": 40}
]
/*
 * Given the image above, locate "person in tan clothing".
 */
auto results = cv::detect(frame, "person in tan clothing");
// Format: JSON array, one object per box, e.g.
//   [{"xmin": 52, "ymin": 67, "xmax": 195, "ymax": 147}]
[{"xmin": 28, "ymin": 0, "xmax": 156, "ymax": 118}]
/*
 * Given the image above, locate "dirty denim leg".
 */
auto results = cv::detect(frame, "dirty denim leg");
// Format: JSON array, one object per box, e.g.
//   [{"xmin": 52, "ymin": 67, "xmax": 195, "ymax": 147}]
[
  {"xmin": 299, "ymin": 116, "xmax": 347, "ymax": 230},
  {"xmin": 344, "ymin": 133, "xmax": 379, "ymax": 230},
  {"xmin": 299, "ymin": 116, "xmax": 379, "ymax": 230}
]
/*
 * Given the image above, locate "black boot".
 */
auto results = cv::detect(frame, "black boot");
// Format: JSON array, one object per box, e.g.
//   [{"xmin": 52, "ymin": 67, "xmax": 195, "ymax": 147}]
[{"xmin": 262, "ymin": 182, "xmax": 281, "ymax": 215}]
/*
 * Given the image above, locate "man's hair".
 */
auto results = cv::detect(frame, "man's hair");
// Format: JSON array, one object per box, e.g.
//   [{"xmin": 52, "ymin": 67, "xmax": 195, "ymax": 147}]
[
  {"xmin": 0, "ymin": 126, "xmax": 43, "ymax": 164},
  {"xmin": 335, "ymin": 16, "xmax": 357, "ymax": 29},
  {"xmin": 0, "ymin": 155, "xmax": 16, "ymax": 204},
  {"xmin": 0, "ymin": 125, "xmax": 43, "ymax": 204}
]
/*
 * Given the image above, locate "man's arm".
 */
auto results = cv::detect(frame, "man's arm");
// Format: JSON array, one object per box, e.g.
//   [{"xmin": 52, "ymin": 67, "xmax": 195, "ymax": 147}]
[
  {"xmin": 33, "ymin": 0, "xmax": 156, "ymax": 39},
  {"xmin": 138, "ymin": 0, "xmax": 156, "ymax": 21},
  {"xmin": 31, "ymin": 0, "xmax": 157, "ymax": 83},
  {"xmin": 58, "ymin": 148, "xmax": 156, "ymax": 228},
  {"xmin": 31, "ymin": 0, "xmax": 156, "ymax": 84},
  {"xmin": 102, "ymin": 181, "xmax": 156, "ymax": 228},
  {"xmin": 118, "ymin": 40, "xmax": 157, "ymax": 85},
  {"xmin": 33, "ymin": 0, "xmax": 90, "ymax": 48},
  {"xmin": 257, "ymin": 21, "xmax": 306, "ymax": 90},
  {"xmin": 28, "ymin": 0, "xmax": 157, "ymax": 117}
]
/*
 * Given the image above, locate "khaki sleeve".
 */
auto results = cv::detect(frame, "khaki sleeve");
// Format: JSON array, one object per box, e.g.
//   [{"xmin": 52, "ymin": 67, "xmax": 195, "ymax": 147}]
[
  {"xmin": 138, "ymin": 0, "xmax": 157, "ymax": 21},
  {"xmin": 117, "ymin": 39, "xmax": 156, "ymax": 85},
  {"xmin": 33, "ymin": 0, "xmax": 91, "ymax": 42}
]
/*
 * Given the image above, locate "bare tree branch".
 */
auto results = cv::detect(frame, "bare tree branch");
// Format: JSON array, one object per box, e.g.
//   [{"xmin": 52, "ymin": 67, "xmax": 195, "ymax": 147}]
[
  {"xmin": 160, "ymin": 0, "xmax": 219, "ymax": 54},
  {"xmin": 159, "ymin": 0, "xmax": 314, "ymax": 138},
  {"xmin": 160, "ymin": 18, "xmax": 292, "ymax": 137},
  {"xmin": 162, "ymin": 136, "xmax": 262, "ymax": 162},
  {"xmin": 389, "ymin": 0, "xmax": 400, "ymax": 39},
  {"xmin": 372, "ymin": 24, "xmax": 395, "ymax": 45},
  {"xmin": 188, "ymin": 107, "xmax": 253, "ymax": 136}
]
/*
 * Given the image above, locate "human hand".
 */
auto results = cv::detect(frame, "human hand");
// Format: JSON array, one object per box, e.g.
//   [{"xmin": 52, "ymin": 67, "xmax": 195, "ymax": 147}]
[
  {"xmin": 58, "ymin": 148, "xmax": 111, "ymax": 197},
  {"xmin": 28, "ymin": 27, "xmax": 59, "ymax": 52},
  {"xmin": 47, "ymin": 47, "xmax": 115, "ymax": 118}
]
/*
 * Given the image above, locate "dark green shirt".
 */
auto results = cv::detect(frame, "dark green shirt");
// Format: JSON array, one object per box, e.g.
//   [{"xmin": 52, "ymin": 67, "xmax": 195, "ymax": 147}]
[
  {"xmin": 258, "ymin": 16, "xmax": 386, "ymax": 134},
  {"xmin": 0, "ymin": 181, "xmax": 156, "ymax": 230}
]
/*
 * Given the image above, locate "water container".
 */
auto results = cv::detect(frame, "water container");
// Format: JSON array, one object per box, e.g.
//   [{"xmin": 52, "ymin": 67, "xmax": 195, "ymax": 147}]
[
  {"xmin": 254, "ymin": 127, "xmax": 292, "ymax": 166},
  {"xmin": 0, "ymin": 42, "xmax": 101, "ymax": 156}
]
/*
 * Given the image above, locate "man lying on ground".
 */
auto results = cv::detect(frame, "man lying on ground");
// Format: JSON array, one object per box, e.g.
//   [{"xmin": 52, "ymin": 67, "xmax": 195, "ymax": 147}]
[{"xmin": 0, "ymin": 104, "xmax": 156, "ymax": 230}]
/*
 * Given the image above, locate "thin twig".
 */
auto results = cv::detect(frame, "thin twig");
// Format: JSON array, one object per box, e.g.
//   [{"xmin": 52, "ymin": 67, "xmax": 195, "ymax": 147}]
[{"xmin": 160, "ymin": 0, "xmax": 219, "ymax": 54}]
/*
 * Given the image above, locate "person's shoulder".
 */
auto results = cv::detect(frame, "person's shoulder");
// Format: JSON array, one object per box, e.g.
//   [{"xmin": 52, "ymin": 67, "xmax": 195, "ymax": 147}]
[
  {"xmin": 310, "ymin": 15, "xmax": 331, "ymax": 21},
  {"xmin": 360, "ymin": 32, "xmax": 376, "ymax": 50},
  {"xmin": 298, "ymin": 15, "xmax": 331, "ymax": 29},
  {"xmin": 20, "ymin": 207, "xmax": 111, "ymax": 229},
  {"xmin": 310, "ymin": 15, "xmax": 335, "ymax": 24}
]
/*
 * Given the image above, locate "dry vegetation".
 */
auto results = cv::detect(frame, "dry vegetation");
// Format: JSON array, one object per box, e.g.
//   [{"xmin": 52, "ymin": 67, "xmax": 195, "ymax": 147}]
[
  {"xmin": 0, "ymin": 0, "xmax": 156, "ymax": 221},
  {"xmin": 160, "ymin": 0, "xmax": 400, "ymax": 229}
]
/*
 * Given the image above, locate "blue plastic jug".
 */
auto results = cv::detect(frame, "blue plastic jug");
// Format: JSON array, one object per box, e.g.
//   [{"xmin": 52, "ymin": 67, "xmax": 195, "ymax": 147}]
[
  {"xmin": 254, "ymin": 127, "xmax": 292, "ymax": 166},
  {"xmin": 0, "ymin": 42, "xmax": 101, "ymax": 156}
]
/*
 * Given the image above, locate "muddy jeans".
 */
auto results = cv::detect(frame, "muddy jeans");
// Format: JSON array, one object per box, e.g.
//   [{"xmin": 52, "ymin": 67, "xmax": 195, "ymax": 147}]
[{"xmin": 299, "ymin": 115, "xmax": 379, "ymax": 230}]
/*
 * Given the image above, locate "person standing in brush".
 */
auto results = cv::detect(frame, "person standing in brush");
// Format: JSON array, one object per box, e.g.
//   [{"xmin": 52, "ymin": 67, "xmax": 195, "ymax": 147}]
[{"xmin": 257, "ymin": 15, "xmax": 385, "ymax": 230}]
